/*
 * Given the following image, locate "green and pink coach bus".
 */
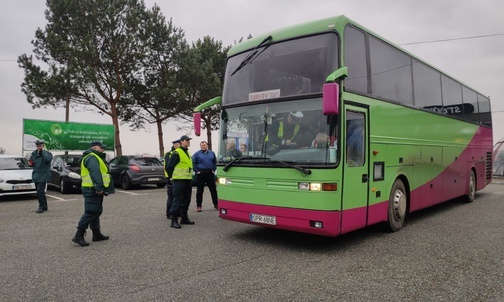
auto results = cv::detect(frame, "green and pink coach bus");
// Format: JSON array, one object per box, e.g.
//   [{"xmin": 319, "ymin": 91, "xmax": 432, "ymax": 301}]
[{"xmin": 193, "ymin": 15, "xmax": 493, "ymax": 236}]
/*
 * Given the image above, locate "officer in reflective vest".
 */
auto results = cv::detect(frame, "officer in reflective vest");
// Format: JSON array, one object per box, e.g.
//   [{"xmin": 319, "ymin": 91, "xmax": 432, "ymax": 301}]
[
  {"xmin": 266, "ymin": 111, "xmax": 303, "ymax": 154},
  {"xmin": 164, "ymin": 139, "xmax": 181, "ymax": 219},
  {"xmin": 72, "ymin": 141, "xmax": 114, "ymax": 246},
  {"xmin": 166, "ymin": 135, "xmax": 195, "ymax": 229}
]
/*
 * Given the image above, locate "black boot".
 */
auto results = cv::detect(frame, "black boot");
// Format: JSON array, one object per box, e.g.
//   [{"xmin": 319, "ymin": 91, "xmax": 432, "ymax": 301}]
[
  {"xmin": 91, "ymin": 229, "xmax": 109, "ymax": 242},
  {"xmin": 170, "ymin": 217, "xmax": 181, "ymax": 229},
  {"xmin": 72, "ymin": 229, "xmax": 89, "ymax": 246},
  {"xmin": 180, "ymin": 212, "xmax": 195, "ymax": 225}
]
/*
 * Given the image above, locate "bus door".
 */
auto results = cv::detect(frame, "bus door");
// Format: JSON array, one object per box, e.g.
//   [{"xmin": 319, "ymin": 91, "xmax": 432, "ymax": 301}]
[{"xmin": 341, "ymin": 106, "xmax": 369, "ymax": 234}]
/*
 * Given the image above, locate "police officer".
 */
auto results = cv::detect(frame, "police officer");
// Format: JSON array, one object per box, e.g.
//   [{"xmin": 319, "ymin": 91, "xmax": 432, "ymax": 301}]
[
  {"xmin": 164, "ymin": 139, "xmax": 181, "ymax": 219},
  {"xmin": 72, "ymin": 141, "xmax": 114, "ymax": 246},
  {"xmin": 166, "ymin": 135, "xmax": 195, "ymax": 229},
  {"xmin": 266, "ymin": 111, "xmax": 304, "ymax": 155},
  {"xmin": 29, "ymin": 140, "xmax": 53, "ymax": 213}
]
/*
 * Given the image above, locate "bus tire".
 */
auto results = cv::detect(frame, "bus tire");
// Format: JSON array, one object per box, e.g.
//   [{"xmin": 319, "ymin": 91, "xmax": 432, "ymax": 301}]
[
  {"xmin": 462, "ymin": 170, "xmax": 476, "ymax": 203},
  {"xmin": 386, "ymin": 179, "xmax": 407, "ymax": 232}
]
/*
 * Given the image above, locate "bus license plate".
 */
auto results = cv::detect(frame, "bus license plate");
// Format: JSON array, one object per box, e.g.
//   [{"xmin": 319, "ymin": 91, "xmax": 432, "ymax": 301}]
[
  {"xmin": 250, "ymin": 213, "xmax": 276, "ymax": 225},
  {"xmin": 13, "ymin": 184, "xmax": 34, "ymax": 190}
]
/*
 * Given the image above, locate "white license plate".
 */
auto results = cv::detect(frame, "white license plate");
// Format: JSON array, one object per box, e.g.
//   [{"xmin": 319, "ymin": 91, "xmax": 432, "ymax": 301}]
[
  {"xmin": 148, "ymin": 178, "xmax": 159, "ymax": 181},
  {"xmin": 250, "ymin": 213, "xmax": 276, "ymax": 225},
  {"xmin": 13, "ymin": 184, "xmax": 34, "ymax": 190}
]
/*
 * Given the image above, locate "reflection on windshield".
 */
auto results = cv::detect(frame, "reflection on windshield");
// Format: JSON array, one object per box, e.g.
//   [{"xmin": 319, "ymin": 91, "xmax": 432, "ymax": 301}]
[
  {"xmin": 223, "ymin": 33, "xmax": 339, "ymax": 105},
  {"xmin": 219, "ymin": 98, "xmax": 338, "ymax": 166}
]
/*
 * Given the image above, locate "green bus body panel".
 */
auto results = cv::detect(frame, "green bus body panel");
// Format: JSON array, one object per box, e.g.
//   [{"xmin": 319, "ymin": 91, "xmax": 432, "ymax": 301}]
[
  {"xmin": 228, "ymin": 16, "xmax": 349, "ymax": 56},
  {"xmin": 218, "ymin": 167, "xmax": 342, "ymax": 211}
]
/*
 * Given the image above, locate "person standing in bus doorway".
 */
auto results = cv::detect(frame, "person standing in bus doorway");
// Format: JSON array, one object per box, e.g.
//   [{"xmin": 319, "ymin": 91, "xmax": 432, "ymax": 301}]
[
  {"xmin": 192, "ymin": 141, "xmax": 218, "ymax": 212},
  {"xmin": 166, "ymin": 135, "xmax": 195, "ymax": 229},
  {"xmin": 72, "ymin": 141, "xmax": 114, "ymax": 246},
  {"xmin": 164, "ymin": 139, "xmax": 181, "ymax": 219},
  {"xmin": 29, "ymin": 140, "xmax": 53, "ymax": 213}
]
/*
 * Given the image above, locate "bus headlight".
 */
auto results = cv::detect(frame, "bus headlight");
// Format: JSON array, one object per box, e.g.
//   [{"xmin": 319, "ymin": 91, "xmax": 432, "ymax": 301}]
[
  {"xmin": 298, "ymin": 182, "xmax": 337, "ymax": 191},
  {"xmin": 218, "ymin": 178, "xmax": 231, "ymax": 185}
]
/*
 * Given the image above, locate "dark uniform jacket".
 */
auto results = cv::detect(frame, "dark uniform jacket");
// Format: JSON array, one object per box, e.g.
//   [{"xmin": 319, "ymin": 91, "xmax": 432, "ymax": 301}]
[{"xmin": 29, "ymin": 149, "xmax": 53, "ymax": 183}]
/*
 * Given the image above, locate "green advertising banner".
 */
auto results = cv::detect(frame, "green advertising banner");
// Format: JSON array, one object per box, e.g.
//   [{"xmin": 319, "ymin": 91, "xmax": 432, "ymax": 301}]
[{"xmin": 23, "ymin": 119, "xmax": 115, "ymax": 151}]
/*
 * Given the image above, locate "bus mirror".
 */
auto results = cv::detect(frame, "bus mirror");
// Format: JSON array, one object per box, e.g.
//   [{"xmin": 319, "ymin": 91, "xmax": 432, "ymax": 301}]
[
  {"xmin": 323, "ymin": 82, "xmax": 339, "ymax": 115},
  {"xmin": 193, "ymin": 112, "xmax": 202, "ymax": 136}
]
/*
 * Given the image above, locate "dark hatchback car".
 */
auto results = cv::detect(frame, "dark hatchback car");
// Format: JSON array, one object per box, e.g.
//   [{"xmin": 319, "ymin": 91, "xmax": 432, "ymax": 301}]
[
  {"xmin": 109, "ymin": 156, "xmax": 166, "ymax": 190},
  {"xmin": 49, "ymin": 154, "xmax": 82, "ymax": 194}
]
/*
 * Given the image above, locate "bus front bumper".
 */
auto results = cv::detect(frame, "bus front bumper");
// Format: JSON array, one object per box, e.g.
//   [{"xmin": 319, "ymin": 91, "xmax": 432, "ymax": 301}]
[{"xmin": 218, "ymin": 199, "xmax": 341, "ymax": 237}]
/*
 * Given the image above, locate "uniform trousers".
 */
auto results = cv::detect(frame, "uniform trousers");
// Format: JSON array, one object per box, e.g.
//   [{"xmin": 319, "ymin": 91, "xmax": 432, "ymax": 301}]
[
  {"xmin": 170, "ymin": 179, "xmax": 192, "ymax": 217},
  {"xmin": 166, "ymin": 181, "xmax": 173, "ymax": 218},
  {"xmin": 35, "ymin": 182, "xmax": 48, "ymax": 210},
  {"xmin": 77, "ymin": 194, "xmax": 104, "ymax": 230}
]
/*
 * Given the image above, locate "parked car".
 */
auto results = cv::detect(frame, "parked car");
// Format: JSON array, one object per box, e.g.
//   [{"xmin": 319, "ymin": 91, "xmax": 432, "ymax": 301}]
[
  {"xmin": 109, "ymin": 155, "xmax": 166, "ymax": 190},
  {"xmin": 0, "ymin": 155, "xmax": 36, "ymax": 197},
  {"xmin": 49, "ymin": 154, "xmax": 82, "ymax": 194}
]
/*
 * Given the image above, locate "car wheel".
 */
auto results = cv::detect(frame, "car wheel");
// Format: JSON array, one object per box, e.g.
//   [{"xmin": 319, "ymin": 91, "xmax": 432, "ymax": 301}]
[
  {"xmin": 156, "ymin": 183, "xmax": 166, "ymax": 188},
  {"xmin": 60, "ymin": 178, "xmax": 70, "ymax": 194},
  {"xmin": 121, "ymin": 175, "xmax": 132, "ymax": 190},
  {"xmin": 385, "ymin": 179, "xmax": 407, "ymax": 232}
]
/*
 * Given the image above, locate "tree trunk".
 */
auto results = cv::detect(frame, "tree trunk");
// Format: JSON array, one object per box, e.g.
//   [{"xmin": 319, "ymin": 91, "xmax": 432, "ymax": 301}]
[
  {"xmin": 157, "ymin": 120, "xmax": 164, "ymax": 157},
  {"xmin": 111, "ymin": 104, "xmax": 122, "ymax": 156},
  {"xmin": 205, "ymin": 118, "xmax": 213, "ymax": 150}
]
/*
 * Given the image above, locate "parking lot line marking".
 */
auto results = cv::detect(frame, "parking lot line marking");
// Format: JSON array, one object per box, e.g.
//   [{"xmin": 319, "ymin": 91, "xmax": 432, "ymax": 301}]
[
  {"xmin": 114, "ymin": 190, "xmax": 148, "ymax": 196},
  {"xmin": 46, "ymin": 194, "xmax": 67, "ymax": 201},
  {"xmin": 51, "ymin": 198, "xmax": 79, "ymax": 202}
]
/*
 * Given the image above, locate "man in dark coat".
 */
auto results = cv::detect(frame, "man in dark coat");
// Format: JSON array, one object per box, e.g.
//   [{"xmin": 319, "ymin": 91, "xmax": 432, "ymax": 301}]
[
  {"xmin": 72, "ymin": 141, "xmax": 114, "ymax": 246},
  {"xmin": 29, "ymin": 140, "xmax": 53, "ymax": 213}
]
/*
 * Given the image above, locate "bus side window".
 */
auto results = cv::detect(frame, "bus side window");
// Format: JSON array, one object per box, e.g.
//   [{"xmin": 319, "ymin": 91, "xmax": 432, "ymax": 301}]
[{"xmin": 346, "ymin": 114, "xmax": 365, "ymax": 166}]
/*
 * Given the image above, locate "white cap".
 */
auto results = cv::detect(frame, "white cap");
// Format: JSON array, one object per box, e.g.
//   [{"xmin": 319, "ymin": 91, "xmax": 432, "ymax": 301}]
[{"xmin": 289, "ymin": 111, "xmax": 304, "ymax": 118}]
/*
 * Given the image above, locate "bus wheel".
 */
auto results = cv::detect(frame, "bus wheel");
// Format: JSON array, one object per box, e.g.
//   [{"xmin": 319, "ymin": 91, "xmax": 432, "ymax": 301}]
[
  {"xmin": 386, "ymin": 179, "xmax": 407, "ymax": 232},
  {"xmin": 463, "ymin": 170, "xmax": 476, "ymax": 203}
]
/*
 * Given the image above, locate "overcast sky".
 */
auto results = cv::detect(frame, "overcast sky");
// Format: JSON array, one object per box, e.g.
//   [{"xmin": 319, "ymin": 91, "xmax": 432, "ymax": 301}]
[{"xmin": 1, "ymin": 0, "xmax": 503, "ymax": 156}]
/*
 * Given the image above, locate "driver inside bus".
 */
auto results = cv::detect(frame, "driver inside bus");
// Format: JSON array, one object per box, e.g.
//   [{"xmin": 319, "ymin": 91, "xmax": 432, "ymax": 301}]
[{"xmin": 266, "ymin": 111, "xmax": 304, "ymax": 154}]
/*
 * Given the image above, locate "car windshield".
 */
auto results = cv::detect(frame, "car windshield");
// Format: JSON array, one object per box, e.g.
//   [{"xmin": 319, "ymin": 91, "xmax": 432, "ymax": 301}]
[
  {"xmin": 0, "ymin": 157, "xmax": 32, "ymax": 170},
  {"xmin": 132, "ymin": 157, "xmax": 162, "ymax": 166},
  {"xmin": 63, "ymin": 156, "xmax": 82, "ymax": 167}
]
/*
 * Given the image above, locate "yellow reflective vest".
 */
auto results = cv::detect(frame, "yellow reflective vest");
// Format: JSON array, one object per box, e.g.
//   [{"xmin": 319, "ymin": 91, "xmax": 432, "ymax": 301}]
[
  {"xmin": 265, "ymin": 120, "xmax": 301, "ymax": 145},
  {"xmin": 172, "ymin": 148, "xmax": 193, "ymax": 180},
  {"xmin": 81, "ymin": 152, "xmax": 111, "ymax": 188}
]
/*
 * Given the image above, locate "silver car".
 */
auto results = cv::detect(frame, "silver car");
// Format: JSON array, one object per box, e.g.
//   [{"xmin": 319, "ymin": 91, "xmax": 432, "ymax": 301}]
[{"xmin": 0, "ymin": 155, "xmax": 36, "ymax": 197}]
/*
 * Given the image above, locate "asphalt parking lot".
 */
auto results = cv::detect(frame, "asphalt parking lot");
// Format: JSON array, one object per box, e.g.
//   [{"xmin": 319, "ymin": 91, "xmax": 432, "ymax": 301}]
[{"xmin": 1, "ymin": 181, "xmax": 503, "ymax": 302}]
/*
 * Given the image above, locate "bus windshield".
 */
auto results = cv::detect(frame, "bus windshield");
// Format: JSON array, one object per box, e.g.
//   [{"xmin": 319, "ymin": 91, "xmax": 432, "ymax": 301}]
[
  {"xmin": 219, "ymin": 98, "xmax": 338, "ymax": 166},
  {"xmin": 223, "ymin": 33, "xmax": 339, "ymax": 105}
]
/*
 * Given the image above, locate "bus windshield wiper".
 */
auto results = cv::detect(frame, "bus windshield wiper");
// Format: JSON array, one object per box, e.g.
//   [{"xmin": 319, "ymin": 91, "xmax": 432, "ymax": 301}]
[
  {"xmin": 230, "ymin": 35, "xmax": 272, "ymax": 76},
  {"xmin": 222, "ymin": 156, "xmax": 268, "ymax": 172},
  {"xmin": 268, "ymin": 160, "xmax": 312, "ymax": 176}
]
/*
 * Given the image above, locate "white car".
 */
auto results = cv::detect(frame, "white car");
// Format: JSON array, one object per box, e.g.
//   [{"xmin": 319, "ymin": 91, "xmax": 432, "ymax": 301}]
[{"xmin": 0, "ymin": 155, "xmax": 36, "ymax": 197}]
